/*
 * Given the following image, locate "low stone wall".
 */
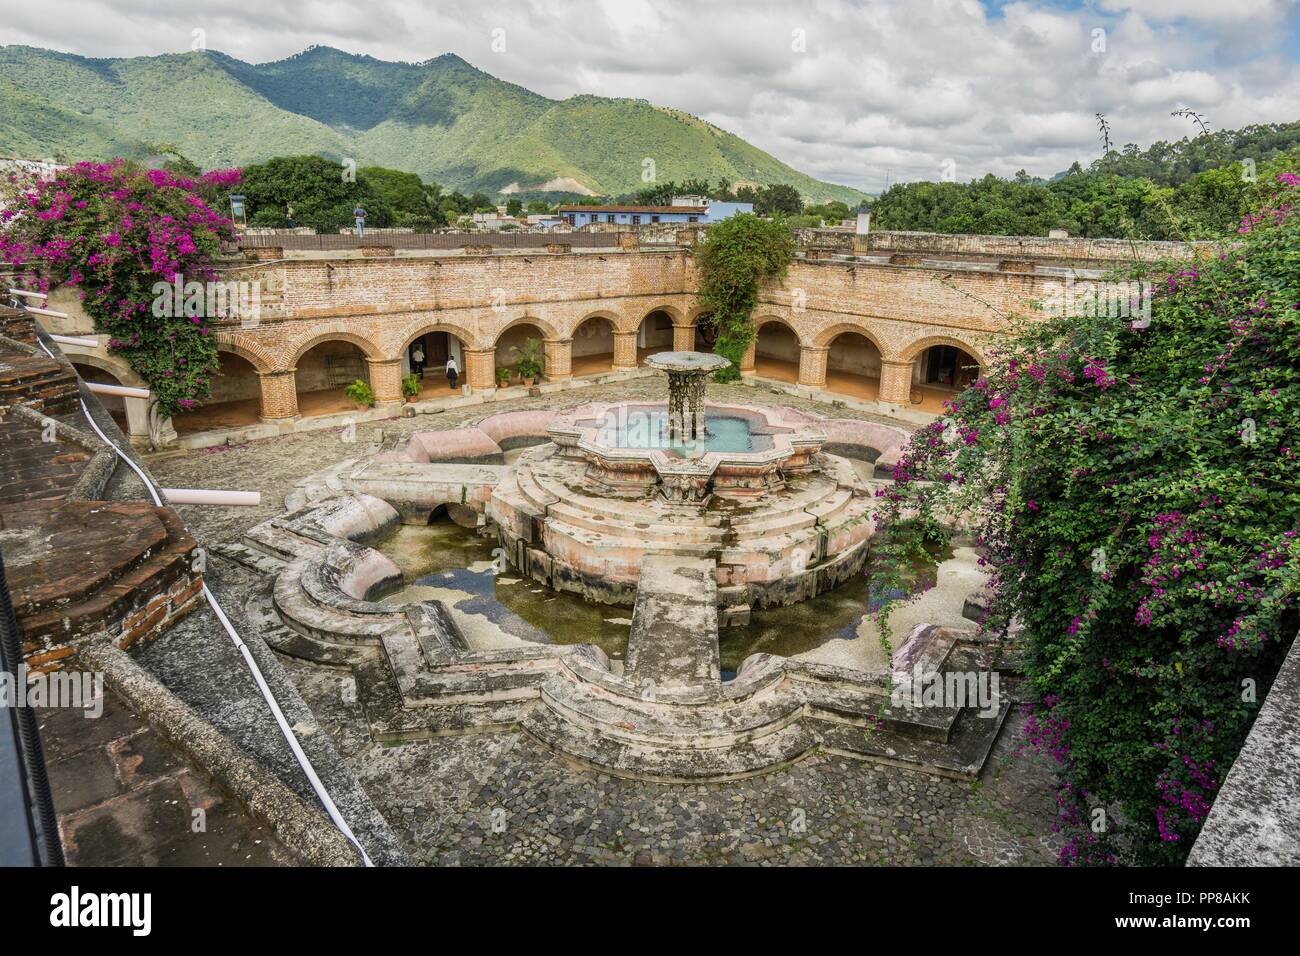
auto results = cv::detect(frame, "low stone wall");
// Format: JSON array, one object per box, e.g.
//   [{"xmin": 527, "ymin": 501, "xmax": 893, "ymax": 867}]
[{"xmin": 1189, "ymin": 631, "xmax": 1300, "ymax": 866}]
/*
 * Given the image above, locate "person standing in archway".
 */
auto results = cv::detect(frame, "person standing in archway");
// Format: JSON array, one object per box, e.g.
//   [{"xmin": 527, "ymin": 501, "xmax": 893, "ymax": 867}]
[
  {"xmin": 446, "ymin": 355, "xmax": 459, "ymax": 390},
  {"xmin": 411, "ymin": 342, "xmax": 426, "ymax": 379}
]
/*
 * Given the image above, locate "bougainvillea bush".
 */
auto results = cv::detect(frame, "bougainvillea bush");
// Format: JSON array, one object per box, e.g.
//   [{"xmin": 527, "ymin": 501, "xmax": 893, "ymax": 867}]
[
  {"xmin": 874, "ymin": 175, "xmax": 1300, "ymax": 864},
  {"xmin": 0, "ymin": 160, "xmax": 240, "ymax": 416}
]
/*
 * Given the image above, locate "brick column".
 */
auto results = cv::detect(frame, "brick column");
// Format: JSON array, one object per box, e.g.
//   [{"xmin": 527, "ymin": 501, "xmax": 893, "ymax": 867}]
[
  {"xmin": 544, "ymin": 338, "xmax": 572, "ymax": 381},
  {"xmin": 672, "ymin": 323, "xmax": 696, "ymax": 352},
  {"xmin": 612, "ymin": 331, "xmax": 639, "ymax": 369},
  {"xmin": 878, "ymin": 359, "xmax": 914, "ymax": 405},
  {"xmin": 740, "ymin": 338, "xmax": 757, "ymax": 374},
  {"xmin": 257, "ymin": 369, "xmax": 299, "ymax": 422},
  {"xmin": 797, "ymin": 345, "xmax": 828, "ymax": 388},
  {"xmin": 367, "ymin": 357, "xmax": 403, "ymax": 406},
  {"xmin": 463, "ymin": 349, "xmax": 497, "ymax": 391}
]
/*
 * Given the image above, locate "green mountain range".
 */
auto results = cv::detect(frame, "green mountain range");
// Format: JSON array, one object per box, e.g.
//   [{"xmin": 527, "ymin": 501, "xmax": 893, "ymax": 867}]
[{"xmin": 0, "ymin": 44, "xmax": 866, "ymax": 203}]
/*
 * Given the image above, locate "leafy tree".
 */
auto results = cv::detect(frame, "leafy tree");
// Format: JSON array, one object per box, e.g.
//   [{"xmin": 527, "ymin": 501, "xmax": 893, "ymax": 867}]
[
  {"xmin": 241, "ymin": 155, "xmax": 394, "ymax": 231},
  {"xmin": 505, "ymin": 198, "xmax": 523, "ymax": 217}
]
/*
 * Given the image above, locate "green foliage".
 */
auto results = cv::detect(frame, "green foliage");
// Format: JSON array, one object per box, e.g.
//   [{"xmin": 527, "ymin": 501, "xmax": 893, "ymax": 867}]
[
  {"xmin": 873, "ymin": 175, "xmax": 1300, "ymax": 863},
  {"xmin": 693, "ymin": 214, "xmax": 796, "ymax": 382},
  {"xmin": 871, "ymin": 147, "xmax": 1300, "ymax": 240},
  {"xmin": 241, "ymin": 155, "xmax": 394, "ymax": 231},
  {"xmin": 343, "ymin": 379, "xmax": 374, "ymax": 407},
  {"xmin": 0, "ymin": 45, "xmax": 867, "ymax": 205},
  {"xmin": 510, "ymin": 338, "xmax": 544, "ymax": 380},
  {"xmin": 735, "ymin": 183, "xmax": 804, "ymax": 216},
  {"xmin": 400, "ymin": 373, "xmax": 420, "ymax": 398},
  {"xmin": 359, "ymin": 165, "xmax": 445, "ymax": 227}
]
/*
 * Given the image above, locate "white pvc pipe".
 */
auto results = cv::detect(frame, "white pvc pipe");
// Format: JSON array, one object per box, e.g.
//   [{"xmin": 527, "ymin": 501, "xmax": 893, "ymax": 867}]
[
  {"xmin": 26, "ymin": 305, "xmax": 68, "ymax": 319},
  {"xmin": 8, "ymin": 288, "xmax": 47, "ymax": 301},
  {"xmin": 161, "ymin": 488, "xmax": 262, "ymax": 507},
  {"xmin": 49, "ymin": 333, "xmax": 99, "ymax": 349},
  {"xmin": 86, "ymin": 381, "xmax": 151, "ymax": 399}
]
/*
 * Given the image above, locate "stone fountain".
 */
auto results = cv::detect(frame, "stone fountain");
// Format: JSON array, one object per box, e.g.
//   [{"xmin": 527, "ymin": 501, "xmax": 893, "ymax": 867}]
[
  {"xmin": 643, "ymin": 350, "xmax": 731, "ymax": 444},
  {"xmin": 487, "ymin": 351, "xmax": 877, "ymax": 616}
]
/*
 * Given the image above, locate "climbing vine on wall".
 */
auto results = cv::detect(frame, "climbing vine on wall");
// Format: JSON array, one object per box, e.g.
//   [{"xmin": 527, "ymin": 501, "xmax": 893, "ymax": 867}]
[
  {"xmin": 693, "ymin": 213, "xmax": 795, "ymax": 382},
  {"xmin": 872, "ymin": 174, "xmax": 1300, "ymax": 865},
  {"xmin": 0, "ymin": 159, "xmax": 239, "ymax": 417}
]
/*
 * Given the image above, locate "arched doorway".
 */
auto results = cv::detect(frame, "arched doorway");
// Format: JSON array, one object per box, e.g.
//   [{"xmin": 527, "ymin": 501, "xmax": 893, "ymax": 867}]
[
  {"xmin": 172, "ymin": 351, "xmax": 263, "ymax": 434},
  {"xmin": 494, "ymin": 321, "xmax": 548, "ymax": 387},
  {"xmin": 910, "ymin": 343, "xmax": 982, "ymax": 412},
  {"xmin": 753, "ymin": 321, "xmax": 800, "ymax": 383},
  {"xmin": 636, "ymin": 310, "xmax": 675, "ymax": 363},
  {"xmin": 825, "ymin": 331, "xmax": 883, "ymax": 401},
  {"xmin": 404, "ymin": 328, "xmax": 466, "ymax": 398},
  {"xmin": 571, "ymin": 316, "xmax": 615, "ymax": 377},
  {"xmin": 295, "ymin": 339, "xmax": 369, "ymax": 418},
  {"xmin": 71, "ymin": 363, "xmax": 130, "ymax": 434}
]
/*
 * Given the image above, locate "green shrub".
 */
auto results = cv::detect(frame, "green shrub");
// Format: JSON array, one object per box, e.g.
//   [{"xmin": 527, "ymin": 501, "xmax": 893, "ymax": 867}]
[
  {"xmin": 693, "ymin": 214, "xmax": 795, "ymax": 382},
  {"xmin": 873, "ymin": 174, "xmax": 1300, "ymax": 864},
  {"xmin": 344, "ymin": 379, "xmax": 374, "ymax": 407}
]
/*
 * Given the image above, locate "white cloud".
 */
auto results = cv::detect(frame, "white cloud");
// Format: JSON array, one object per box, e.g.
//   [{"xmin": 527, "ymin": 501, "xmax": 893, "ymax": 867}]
[{"xmin": 1, "ymin": 0, "xmax": 1298, "ymax": 192}]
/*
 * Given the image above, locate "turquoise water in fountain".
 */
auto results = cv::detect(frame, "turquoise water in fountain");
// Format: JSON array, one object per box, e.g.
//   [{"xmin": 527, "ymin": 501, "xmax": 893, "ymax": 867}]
[{"xmin": 592, "ymin": 410, "xmax": 771, "ymax": 455}]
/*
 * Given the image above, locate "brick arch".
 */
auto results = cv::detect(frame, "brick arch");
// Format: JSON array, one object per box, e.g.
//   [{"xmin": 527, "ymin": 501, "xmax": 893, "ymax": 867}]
[
  {"xmin": 571, "ymin": 309, "xmax": 624, "ymax": 337},
  {"xmin": 286, "ymin": 330, "xmax": 385, "ymax": 369},
  {"xmin": 897, "ymin": 333, "xmax": 988, "ymax": 367},
  {"xmin": 637, "ymin": 302, "xmax": 686, "ymax": 326},
  {"xmin": 394, "ymin": 318, "xmax": 483, "ymax": 353},
  {"xmin": 492, "ymin": 315, "xmax": 560, "ymax": 345},
  {"xmin": 64, "ymin": 350, "xmax": 147, "ymax": 387},
  {"xmin": 812, "ymin": 321, "xmax": 887, "ymax": 355},
  {"xmin": 753, "ymin": 313, "xmax": 805, "ymax": 345},
  {"xmin": 213, "ymin": 330, "xmax": 274, "ymax": 373}
]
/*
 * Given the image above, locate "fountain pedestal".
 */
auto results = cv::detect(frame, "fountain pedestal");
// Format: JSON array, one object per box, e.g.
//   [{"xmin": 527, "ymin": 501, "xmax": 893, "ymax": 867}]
[{"xmin": 645, "ymin": 351, "xmax": 731, "ymax": 444}]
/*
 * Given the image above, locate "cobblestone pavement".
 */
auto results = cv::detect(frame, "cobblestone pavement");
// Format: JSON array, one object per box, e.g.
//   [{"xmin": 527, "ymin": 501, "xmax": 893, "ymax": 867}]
[
  {"xmin": 285, "ymin": 653, "xmax": 1062, "ymax": 866},
  {"xmin": 145, "ymin": 379, "xmax": 1064, "ymax": 866}
]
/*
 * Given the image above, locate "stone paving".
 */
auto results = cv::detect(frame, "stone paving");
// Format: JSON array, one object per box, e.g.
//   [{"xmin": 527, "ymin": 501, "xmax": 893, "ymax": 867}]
[
  {"xmin": 40, "ymin": 684, "xmax": 295, "ymax": 866},
  {"xmin": 144, "ymin": 378, "xmax": 1065, "ymax": 866}
]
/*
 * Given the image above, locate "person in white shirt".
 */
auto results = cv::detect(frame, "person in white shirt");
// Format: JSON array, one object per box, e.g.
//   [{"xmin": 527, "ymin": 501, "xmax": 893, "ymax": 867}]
[{"xmin": 446, "ymin": 356, "xmax": 459, "ymax": 389}]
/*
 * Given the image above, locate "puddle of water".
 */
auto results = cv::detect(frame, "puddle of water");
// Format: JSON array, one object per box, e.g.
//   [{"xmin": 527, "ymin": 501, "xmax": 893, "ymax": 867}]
[
  {"xmin": 373, "ymin": 523, "xmax": 978, "ymax": 677},
  {"xmin": 376, "ymin": 523, "xmax": 631, "ymax": 659}
]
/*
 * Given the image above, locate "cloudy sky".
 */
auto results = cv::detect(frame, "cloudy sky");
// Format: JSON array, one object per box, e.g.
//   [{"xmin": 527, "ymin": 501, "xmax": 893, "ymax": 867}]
[{"xmin": 4, "ymin": 0, "xmax": 1299, "ymax": 192}]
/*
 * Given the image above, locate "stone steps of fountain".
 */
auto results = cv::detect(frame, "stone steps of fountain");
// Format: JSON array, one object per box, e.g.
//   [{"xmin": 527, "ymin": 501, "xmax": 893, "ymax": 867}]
[
  {"xmin": 535, "ymin": 674, "xmax": 803, "ymax": 748},
  {"xmin": 812, "ymin": 698, "xmax": 1012, "ymax": 781},
  {"xmin": 544, "ymin": 501, "xmax": 728, "ymax": 547},
  {"xmin": 354, "ymin": 654, "xmax": 541, "ymax": 743},
  {"xmin": 522, "ymin": 703, "xmax": 818, "ymax": 781},
  {"xmin": 272, "ymin": 561, "xmax": 409, "ymax": 648}
]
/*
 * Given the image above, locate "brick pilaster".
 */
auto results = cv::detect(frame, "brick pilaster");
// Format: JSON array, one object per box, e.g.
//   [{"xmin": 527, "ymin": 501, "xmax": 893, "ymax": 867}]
[
  {"xmin": 544, "ymin": 338, "xmax": 572, "ymax": 380},
  {"xmin": 797, "ymin": 345, "xmax": 828, "ymax": 388},
  {"xmin": 463, "ymin": 349, "xmax": 497, "ymax": 390},
  {"xmin": 612, "ymin": 331, "xmax": 639, "ymax": 369},
  {"xmin": 367, "ymin": 357, "xmax": 403, "ymax": 406},
  {"xmin": 257, "ymin": 369, "xmax": 299, "ymax": 421},
  {"xmin": 878, "ymin": 359, "xmax": 914, "ymax": 404}
]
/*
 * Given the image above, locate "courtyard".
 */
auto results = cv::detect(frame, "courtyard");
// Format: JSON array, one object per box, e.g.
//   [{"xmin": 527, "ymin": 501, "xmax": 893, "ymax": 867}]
[{"xmin": 137, "ymin": 376, "xmax": 1063, "ymax": 866}]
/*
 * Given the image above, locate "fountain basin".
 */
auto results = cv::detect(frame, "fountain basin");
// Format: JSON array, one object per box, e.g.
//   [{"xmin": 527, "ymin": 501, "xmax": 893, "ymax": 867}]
[{"xmin": 549, "ymin": 402, "xmax": 825, "ymax": 502}]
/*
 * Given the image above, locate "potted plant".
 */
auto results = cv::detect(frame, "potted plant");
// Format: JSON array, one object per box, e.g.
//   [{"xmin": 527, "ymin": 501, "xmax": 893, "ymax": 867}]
[
  {"xmin": 344, "ymin": 379, "xmax": 375, "ymax": 409},
  {"xmin": 511, "ymin": 338, "xmax": 544, "ymax": 387},
  {"xmin": 495, "ymin": 366, "xmax": 512, "ymax": 388},
  {"xmin": 401, "ymin": 373, "xmax": 421, "ymax": 402}
]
